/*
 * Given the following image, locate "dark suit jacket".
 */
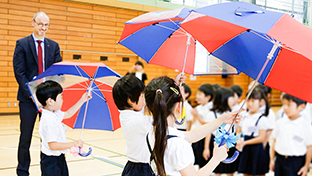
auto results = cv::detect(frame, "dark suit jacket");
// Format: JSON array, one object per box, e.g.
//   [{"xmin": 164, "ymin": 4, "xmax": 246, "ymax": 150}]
[{"xmin": 13, "ymin": 35, "xmax": 62, "ymax": 102}]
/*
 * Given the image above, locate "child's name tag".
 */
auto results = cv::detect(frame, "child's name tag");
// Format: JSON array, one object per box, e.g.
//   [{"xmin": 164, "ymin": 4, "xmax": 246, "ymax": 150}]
[
  {"xmin": 293, "ymin": 135, "xmax": 303, "ymax": 143},
  {"xmin": 248, "ymin": 126, "xmax": 256, "ymax": 133}
]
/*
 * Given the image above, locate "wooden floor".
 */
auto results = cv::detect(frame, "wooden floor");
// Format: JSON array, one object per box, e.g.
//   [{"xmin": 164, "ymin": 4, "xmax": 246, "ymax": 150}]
[{"xmin": 0, "ymin": 106, "xmax": 311, "ymax": 176}]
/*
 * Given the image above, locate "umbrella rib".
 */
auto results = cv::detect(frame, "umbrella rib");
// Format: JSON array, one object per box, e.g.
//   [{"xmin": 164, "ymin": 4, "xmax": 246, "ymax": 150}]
[
  {"xmin": 74, "ymin": 65, "xmax": 89, "ymax": 88},
  {"xmin": 155, "ymin": 23, "xmax": 186, "ymax": 36}
]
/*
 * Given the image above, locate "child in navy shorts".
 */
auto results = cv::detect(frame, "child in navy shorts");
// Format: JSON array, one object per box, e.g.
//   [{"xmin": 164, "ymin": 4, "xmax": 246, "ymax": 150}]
[{"xmin": 270, "ymin": 94, "xmax": 312, "ymax": 176}]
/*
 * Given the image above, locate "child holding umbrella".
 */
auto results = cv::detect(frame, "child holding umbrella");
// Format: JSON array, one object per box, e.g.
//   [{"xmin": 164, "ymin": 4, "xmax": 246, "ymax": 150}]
[{"xmin": 36, "ymin": 80, "xmax": 91, "ymax": 176}]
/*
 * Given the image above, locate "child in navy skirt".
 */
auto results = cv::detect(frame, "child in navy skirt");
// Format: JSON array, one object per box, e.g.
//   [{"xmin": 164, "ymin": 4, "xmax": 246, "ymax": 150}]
[
  {"xmin": 204, "ymin": 87, "xmax": 240, "ymax": 176},
  {"xmin": 236, "ymin": 88, "xmax": 270, "ymax": 176}
]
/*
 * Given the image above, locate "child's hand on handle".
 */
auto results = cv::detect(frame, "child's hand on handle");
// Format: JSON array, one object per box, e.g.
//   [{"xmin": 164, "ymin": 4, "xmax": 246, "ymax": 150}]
[
  {"xmin": 81, "ymin": 92, "xmax": 92, "ymax": 103},
  {"xmin": 74, "ymin": 139, "xmax": 84, "ymax": 148},
  {"xmin": 174, "ymin": 73, "xmax": 186, "ymax": 85},
  {"xmin": 212, "ymin": 142, "xmax": 228, "ymax": 162},
  {"xmin": 221, "ymin": 110, "xmax": 243, "ymax": 124}
]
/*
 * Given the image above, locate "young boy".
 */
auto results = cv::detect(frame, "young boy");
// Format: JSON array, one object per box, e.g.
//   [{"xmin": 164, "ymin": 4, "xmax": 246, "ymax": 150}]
[
  {"xmin": 112, "ymin": 75, "xmax": 154, "ymax": 176},
  {"xmin": 270, "ymin": 94, "xmax": 312, "ymax": 176},
  {"xmin": 36, "ymin": 80, "xmax": 90, "ymax": 176}
]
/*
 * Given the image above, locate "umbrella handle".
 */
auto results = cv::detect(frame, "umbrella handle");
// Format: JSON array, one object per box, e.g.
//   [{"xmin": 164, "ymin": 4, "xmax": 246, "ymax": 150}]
[
  {"xmin": 222, "ymin": 151, "xmax": 240, "ymax": 164},
  {"xmin": 218, "ymin": 132, "xmax": 240, "ymax": 164},
  {"xmin": 78, "ymin": 147, "xmax": 92, "ymax": 157}
]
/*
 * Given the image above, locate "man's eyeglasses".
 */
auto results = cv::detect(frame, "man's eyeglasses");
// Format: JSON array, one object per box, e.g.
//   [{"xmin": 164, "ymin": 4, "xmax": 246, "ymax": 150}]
[{"xmin": 34, "ymin": 20, "xmax": 50, "ymax": 28}]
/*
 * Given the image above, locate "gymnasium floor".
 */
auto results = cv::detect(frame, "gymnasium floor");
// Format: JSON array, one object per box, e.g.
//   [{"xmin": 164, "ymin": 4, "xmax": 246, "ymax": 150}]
[{"xmin": 0, "ymin": 107, "xmax": 311, "ymax": 176}]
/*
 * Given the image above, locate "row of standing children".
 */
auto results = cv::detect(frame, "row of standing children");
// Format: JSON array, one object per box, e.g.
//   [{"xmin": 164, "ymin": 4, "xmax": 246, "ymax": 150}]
[{"xmin": 184, "ymin": 81, "xmax": 312, "ymax": 176}]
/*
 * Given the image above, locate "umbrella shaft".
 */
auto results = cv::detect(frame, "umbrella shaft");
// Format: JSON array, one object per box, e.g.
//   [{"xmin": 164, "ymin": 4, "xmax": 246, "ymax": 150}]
[{"xmin": 227, "ymin": 42, "xmax": 280, "ymax": 133}]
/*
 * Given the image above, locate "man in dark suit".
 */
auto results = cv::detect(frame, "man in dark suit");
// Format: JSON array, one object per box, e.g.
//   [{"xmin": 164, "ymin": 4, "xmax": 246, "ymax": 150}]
[{"xmin": 13, "ymin": 12, "xmax": 62, "ymax": 176}]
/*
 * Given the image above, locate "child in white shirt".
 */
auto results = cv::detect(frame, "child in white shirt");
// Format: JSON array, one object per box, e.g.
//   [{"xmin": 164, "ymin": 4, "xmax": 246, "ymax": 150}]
[
  {"xmin": 270, "ymin": 94, "xmax": 312, "ymax": 176},
  {"xmin": 113, "ymin": 75, "xmax": 154, "ymax": 176},
  {"xmin": 36, "ymin": 80, "xmax": 90, "ymax": 176}
]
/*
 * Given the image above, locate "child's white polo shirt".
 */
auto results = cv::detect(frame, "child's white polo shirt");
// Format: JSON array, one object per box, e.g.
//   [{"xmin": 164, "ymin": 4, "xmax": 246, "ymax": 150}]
[
  {"xmin": 272, "ymin": 116, "xmax": 312, "ymax": 156},
  {"xmin": 190, "ymin": 102, "xmax": 213, "ymax": 130},
  {"xmin": 39, "ymin": 109, "xmax": 67, "ymax": 156},
  {"xmin": 239, "ymin": 112, "xmax": 269, "ymax": 137},
  {"xmin": 119, "ymin": 109, "xmax": 153, "ymax": 163}
]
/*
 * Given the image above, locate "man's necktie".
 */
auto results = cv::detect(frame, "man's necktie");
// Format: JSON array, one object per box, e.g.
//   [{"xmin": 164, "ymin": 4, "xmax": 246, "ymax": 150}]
[{"xmin": 37, "ymin": 40, "xmax": 43, "ymax": 74}]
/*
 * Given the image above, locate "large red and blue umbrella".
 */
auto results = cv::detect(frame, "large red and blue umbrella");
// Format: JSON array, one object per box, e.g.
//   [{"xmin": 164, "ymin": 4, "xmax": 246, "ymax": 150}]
[
  {"xmin": 118, "ymin": 7, "xmax": 239, "ymax": 75},
  {"xmin": 180, "ymin": 1, "xmax": 312, "ymax": 103},
  {"xmin": 27, "ymin": 61, "xmax": 121, "ymax": 132}
]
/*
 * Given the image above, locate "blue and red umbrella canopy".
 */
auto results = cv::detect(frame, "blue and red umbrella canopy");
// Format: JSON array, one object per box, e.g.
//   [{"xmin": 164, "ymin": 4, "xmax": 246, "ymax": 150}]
[
  {"xmin": 27, "ymin": 61, "xmax": 122, "ymax": 131},
  {"xmin": 119, "ymin": 7, "xmax": 239, "ymax": 75},
  {"xmin": 181, "ymin": 1, "xmax": 312, "ymax": 102}
]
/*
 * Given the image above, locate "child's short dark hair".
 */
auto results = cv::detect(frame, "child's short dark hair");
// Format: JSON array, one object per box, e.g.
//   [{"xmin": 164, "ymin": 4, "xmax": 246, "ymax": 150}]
[
  {"xmin": 182, "ymin": 83, "xmax": 191, "ymax": 100},
  {"xmin": 113, "ymin": 75, "xmax": 145, "ymax": 110},
  {"xmin": 36, "ymin": 80, "xmax": 63, "ymax": 106},
  {"xmin": 230, "ymin": 85, "xmax": 243, "ymax": 98},
  {"xmin": 282, "ymin": 93, "xmax": 307, "ymax": 106},
  {"xmin": 135, "ymin": 60, "xmax": 144, "ymax": 68},
  {"xmin": 198, "ymin": 83, "xmax": 214, "ymax": 102}
]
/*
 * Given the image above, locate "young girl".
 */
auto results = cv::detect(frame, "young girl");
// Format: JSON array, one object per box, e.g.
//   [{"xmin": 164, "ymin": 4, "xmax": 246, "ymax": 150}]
[
  {"xmin": 203, "ymin": 87, "xmax": 238, "ymax": 176},
  {"xmin": 236, "ymin": 89, "xmax": 270, "ymax": 176},
  {"xmin": 145, "ymin": 76, "xmax": 241, "ymax": 176},
  {"xmin": 190, "ymin": 84, "xmax": 215, "ymax": 168}
]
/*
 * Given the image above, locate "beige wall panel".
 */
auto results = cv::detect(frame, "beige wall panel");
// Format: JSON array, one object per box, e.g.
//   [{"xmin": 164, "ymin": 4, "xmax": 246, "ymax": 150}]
[
  {"xmin": 39, "ymin": 2, "xmax": 67, "ymax": 11},
  {"xmin": 0, "ymin": 82, "xmax": 8, "ymax": 87},
  {"xmin": 66, "ymin": 45, "xmax": 115, "ymax": 53},
  {"xmin": 0, "ymin": 51, "xmax": 8, "ymax": 56},
  {"xmin": 0, "ymin": 40, "xmax": 7, "ymax": 45},
  {"xmin": 66, "ymin": 1, "xmax": 93, "ymax": 9},
  {"xmin": 8, "ymin": 0, "xmax": 41, "ymax": 8},
  {"xmin": 0, "ymin": 29, "xmax": 8, "ymax": 35},
  {"xmin": 92, "ymin": 24, "xmax": 123, "ymax": 32},
  {"xmin": 92, "ymin": 42, "xmax": 117, "ymax": 48},
  {"xmin": 8, "ymin": 20, "xmax": 32, "ymax": 27},
  {"xmin": 50, "ymin": 19, "xmax": 92, "ymax": 29},
  {"xmin": 67, "ymin": 26, "xmax": 115, "ymax": 35},
  {"xmin": 0, "ymin": 92, "xmax": 8, "ymax": 97},
  {"xmin": 93, "ymin": 33, "xmax": 119, "ymax": 40},
  {"xmin": 0, "ymin": 107, "xmax": 19, "ymax": 113},
  {"xmin": 8, "ymin": 72, "xmax": 15, "ymax": 77},
  {"xmin": 9, "ymin": 30, "xmax": 31, "ymax": 37},
  {"xmin": 0, "ymin": 61, "xmax": 8, "ymax": 66},
  {"xmin": 0, "ymin": 77, "xmax": 17, "ymax": 82},
  {"xmin": 47, "ymin": 28, "xmax": 91, "ymax": 37},
  {"xmin": 0, "ymin": 7, "xmax": 7, "ymax": 13},
  {"xmin": 0, "ymin": 45, "xmax": 15, "ymax": 51},
  {"xmin": 93, "ymin": 15, "xmax": 126, "ymax": 23},
  {"xmin": 0, "ymin": 13, "xmax": 31, "ymax": 22},
  {"xmin": 44, "ymin": 33, "xmax": 67, "ymax": 40},
  {"xmin": 0, "ymin": 71, "xmax": 8, "ymax": 76},
  {"xmin": 66, "ymin": 35, "xmax": 115, "ymax": 43},
  {"xmin": 9, "ymin": 9, "xmax": 36, "ymax": 17},
  {"xmin": 0, "ymin": 3, "xmax": 38, "ymax": 12},
  {"xmin": 39, "ymin": 0, "xmax": 66, "ymax": 6}
]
